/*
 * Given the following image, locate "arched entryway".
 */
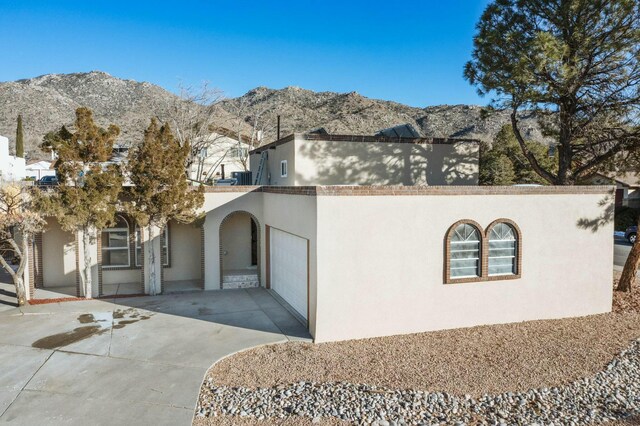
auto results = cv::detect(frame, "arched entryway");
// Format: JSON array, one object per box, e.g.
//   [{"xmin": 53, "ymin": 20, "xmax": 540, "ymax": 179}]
[{"xmin": 219, "ymin": 211, "xmax": 260, "ymax": 289}]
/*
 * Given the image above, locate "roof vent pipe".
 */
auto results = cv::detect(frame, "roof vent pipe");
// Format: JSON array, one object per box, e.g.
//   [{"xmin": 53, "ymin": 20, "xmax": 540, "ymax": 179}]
[{"xmin": 277, "ymin": 115, "xmax": 281, "ymax": 140}]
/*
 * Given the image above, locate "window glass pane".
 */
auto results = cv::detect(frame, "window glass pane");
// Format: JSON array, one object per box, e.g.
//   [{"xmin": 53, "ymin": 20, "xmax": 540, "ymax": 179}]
[
  {"xmin": 103, "ymin": 248, "xmax": 128, "ymax": 267},
  {"xmin": 451, "ymin": 258, "xmax": 479, "ymax": 269},
  {"xmin": 107, "ymin": 231, "xmax": 128, "ymax": 248},
  {"xmin": 488, "ymin": 264, "xmax": 515, "ymax": 275},
  {"xmin": 451, "ymin": 224, "xmax": 479, "ymax": 242},
  {"xmin": 113, "ymin": 215, "xmax": 128, "ymax": 229},
  {"xmin": 488, "ymin": 223, "xmax": 517, "ymax": 276},
  {"xmin": 450, "ymin": 223, "xmax": 480, "ymax": 278}
]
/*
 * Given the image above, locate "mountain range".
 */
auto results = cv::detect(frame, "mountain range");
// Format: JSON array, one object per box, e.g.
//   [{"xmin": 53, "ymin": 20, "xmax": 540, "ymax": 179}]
[{"xmin": 0, "ymin": 71, "xmax": 545, "ymax": 160}]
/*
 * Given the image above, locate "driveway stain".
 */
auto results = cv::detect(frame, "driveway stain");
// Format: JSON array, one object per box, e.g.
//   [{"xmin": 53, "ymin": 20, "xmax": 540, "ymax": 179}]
[
  {"xmin": 31, "ymin": 309, "xmax": 153, "ymax": 348},
  {"xmin": 32, "ymin": 325, "xmax": 107, "ymax": 349},
  {"xmin": 198, "ymin": 307, "xmax": 213, "ymax": 315}
]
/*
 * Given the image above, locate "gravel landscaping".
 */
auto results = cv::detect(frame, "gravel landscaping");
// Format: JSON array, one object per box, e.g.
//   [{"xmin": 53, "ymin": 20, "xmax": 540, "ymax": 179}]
[{"xmin": 196, "ymin": 276, "xmax": 640, "ymax": 424}]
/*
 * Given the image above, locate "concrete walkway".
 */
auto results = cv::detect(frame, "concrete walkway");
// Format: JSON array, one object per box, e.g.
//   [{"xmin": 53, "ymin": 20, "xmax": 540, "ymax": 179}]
[{"xmin": 0, "ymin": 288, "xmax": 310, "ymax": 425}]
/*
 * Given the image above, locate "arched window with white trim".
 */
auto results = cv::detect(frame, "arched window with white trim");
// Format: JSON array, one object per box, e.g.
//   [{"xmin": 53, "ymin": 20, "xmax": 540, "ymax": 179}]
[
  {"xmin": 449, "ymin": 223, "xmax": 481, "ymax": 279},
  {"xmin": 488, "ymin": 222, "xmax": 518, "ymax": 276}
]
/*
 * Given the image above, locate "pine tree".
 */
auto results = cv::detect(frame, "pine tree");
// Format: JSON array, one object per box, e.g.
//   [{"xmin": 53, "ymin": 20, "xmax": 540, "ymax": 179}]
[
  {"xmin": 124, "ymin": 119, "xmax": 204, "ymax": 295},
  {"xmin": 36, "ymin": 107, "xmax": 123, "ymax": 299},
  {"xmin": 15, "ymin": 115, "xmax": 24, "ymax": 158},
  {"xmin": 465, "ymin": 0, "xmax": 640, "ymax": 184},
  {"xmin": 480, "ymin": 125, "xmax": 557, "ymax": 185}
]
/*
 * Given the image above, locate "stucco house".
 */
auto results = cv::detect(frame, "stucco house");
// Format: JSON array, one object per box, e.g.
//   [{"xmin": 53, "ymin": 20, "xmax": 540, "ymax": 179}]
[
  {"xmin": 190, "ymin": 130, "xmax": 253, "ymax": 184},
  {"xmin": 0, "ymin": 135, "xmax": 25, "ymax": 182},
  {"xmin": 25, "ymin": 132, "xmax": 613, "ymax": 343},
  {"xmin": 25, "ymin": 160, "xmax": 56, "ymax": 181}
]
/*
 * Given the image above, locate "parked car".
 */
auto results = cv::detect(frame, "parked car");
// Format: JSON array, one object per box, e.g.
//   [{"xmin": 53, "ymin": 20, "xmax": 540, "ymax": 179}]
[
  {"xmin": 625, "ymin": 225, "xmax": 637, "ymax": 244},
  {"xmin": 37, "ymin": 175, "xmax": 58, "ymax": 187}
]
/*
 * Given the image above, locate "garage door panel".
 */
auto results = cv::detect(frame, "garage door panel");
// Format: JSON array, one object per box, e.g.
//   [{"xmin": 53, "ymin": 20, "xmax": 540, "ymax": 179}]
[{"xmin": 270, "ymin": 228, "xmax": 308, "ymax": 320}]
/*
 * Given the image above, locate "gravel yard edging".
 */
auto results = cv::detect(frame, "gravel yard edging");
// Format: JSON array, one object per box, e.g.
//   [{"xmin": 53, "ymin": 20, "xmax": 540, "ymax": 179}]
[
  {"xmin": 192, "ymin": 338, "xmax": 291, "ymax": 413},
  {"xmin": 197, "ymin": 338, "xmax": 640, "ymax": 425}
]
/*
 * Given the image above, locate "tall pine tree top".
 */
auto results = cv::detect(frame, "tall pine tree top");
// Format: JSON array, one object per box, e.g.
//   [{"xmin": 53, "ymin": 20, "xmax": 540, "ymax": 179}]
[{"xmin": 15, "ymin": 115, "xmax": 24, "ymax": 158}]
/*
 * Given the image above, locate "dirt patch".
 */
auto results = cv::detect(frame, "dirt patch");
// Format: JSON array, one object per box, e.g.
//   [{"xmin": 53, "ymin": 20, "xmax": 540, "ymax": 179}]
[{"xmin": 32, "ymin": 325, "xmax": 107, "ymax": 349}]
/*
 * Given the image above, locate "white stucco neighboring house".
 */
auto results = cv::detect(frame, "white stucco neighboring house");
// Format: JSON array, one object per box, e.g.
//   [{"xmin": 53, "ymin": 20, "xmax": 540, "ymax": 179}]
[
  {"xmin": 30, "ymin": 131, "xmax": 614, "ymax": 344},
  {"xmin": 25, "ymin": 160, "xmax": 55, "ymax": 180},
  {"xmin": 190, "ymin": 129, "xmax": 254, "ymax": 183},
  {"xmin": 0, "ymin": 135, "xmax": 25, "ymax": 182}
]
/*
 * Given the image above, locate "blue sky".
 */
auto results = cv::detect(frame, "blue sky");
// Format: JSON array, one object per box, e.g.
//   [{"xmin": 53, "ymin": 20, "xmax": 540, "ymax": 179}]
[{"xmin": 0, "ymin": 1, "xmax": 492, "ymax": 107}]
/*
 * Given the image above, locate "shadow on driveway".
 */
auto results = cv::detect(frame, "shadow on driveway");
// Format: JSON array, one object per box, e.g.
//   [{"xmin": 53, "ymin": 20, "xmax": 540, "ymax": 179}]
[{"xmin": 0, "ymin": 287, "xmax": 311, "ymax": 426}]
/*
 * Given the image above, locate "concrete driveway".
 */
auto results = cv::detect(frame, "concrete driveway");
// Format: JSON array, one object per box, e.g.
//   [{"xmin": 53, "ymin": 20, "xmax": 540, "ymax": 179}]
[{"xmin": 0, "ymin": 287, "xmax": 310, "ymax": 425}]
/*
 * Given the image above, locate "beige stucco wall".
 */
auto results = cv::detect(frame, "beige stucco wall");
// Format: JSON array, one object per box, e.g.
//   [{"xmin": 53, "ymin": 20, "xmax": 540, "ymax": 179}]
[
  {"xmin": 164, "ymin": 221, "xmax": 202, "ymax": 282},
  {"xmin": 42, "ymin": 218, "xmax": 76, "ymax": 287},
  {"xmin": 102, "ymin": 269, "xmax": 139, "ymax": 286},
  {"xmin": 202, "ymin": 190, "xmax": 264, "ymax": 290},
  {"xmin": 249, "ymin": 141, "xmax": 296, "ymax": 186},
  {"xmin": 295, "ymin": 138, "xmax": 479, "ymax": 186},
  {"xmin": 313, "ymin": 190, "xmax": 613, "ymax": 342},
  {"xmin": 220, "ymin": 213, "xmax": 253, "ymax": 272},
  {"xmin": 262, "ymin": 192, "xmax": 318, "ymax": 335}
]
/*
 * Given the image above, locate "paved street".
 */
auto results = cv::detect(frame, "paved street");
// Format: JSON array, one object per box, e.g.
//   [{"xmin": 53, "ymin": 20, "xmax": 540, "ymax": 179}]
[
  {"xmin": 0, "ymin": 288, "xmax": 309, "ymax": 425},
  {"xmin": 614, "ymin": 236, "xmax": 632, "ymax": 267}
]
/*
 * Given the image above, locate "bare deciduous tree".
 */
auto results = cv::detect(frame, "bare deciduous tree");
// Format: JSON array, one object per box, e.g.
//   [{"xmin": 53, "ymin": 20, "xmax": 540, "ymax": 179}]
[
  {"xmin": 228, "ymin": 97, "xmax": 276, "ymax": 172},
  {"xmin": 0, "ymin": 184, "xmax": 45, "ymax": 305},
  {"xmin": 165, "ymin": 82, "xmax": 226, "ymax": 179}
]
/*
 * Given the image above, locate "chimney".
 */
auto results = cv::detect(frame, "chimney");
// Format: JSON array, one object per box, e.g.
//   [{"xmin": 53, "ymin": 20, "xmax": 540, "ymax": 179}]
[{"xmin": 277, "ymin": 115, "xmax": 281, "ymax": 140}]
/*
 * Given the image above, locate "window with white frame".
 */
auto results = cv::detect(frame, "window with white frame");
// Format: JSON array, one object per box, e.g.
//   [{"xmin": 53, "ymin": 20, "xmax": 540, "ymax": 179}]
[
  {"xmin": 135, "ymin": 226, "xmax": 169, "ymax": 267},
  {"xmin": 102, "ymin": 215, "xmax": 130, "ymax": 267},
  {"xmin": 449, "ymin": 223, "xmax": 481, "ymax": 278},
  {"xmin": 488, "ymin": 222, "xmax": 517, "ymax": 276},
  {"xmin": 229, "ymin": 147, "xmax": 248, "ymax": 158},
  {"xmin": 280, "ymin": 160, "xmax": 288, "ymax": 177}
]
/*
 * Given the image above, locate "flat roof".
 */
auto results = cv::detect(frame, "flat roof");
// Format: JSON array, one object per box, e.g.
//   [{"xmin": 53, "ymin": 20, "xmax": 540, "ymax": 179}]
[
  {"xmin": 203, "ymin": 185, "xmax": 613, "ymax": 196},
  {"xmin": 249, "ymin": 132, "xmax": 480, "ymax": 154}
]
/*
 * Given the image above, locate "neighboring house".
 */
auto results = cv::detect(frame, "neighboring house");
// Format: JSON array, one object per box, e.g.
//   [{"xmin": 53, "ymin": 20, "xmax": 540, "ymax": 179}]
[
  {"xmin": 27, "ymin": 131, "xmax": 613, "ymax": 344},
  {"xmin": 249, "ymin": 133, "xmax": 480, "ymax": 186},
  {"xmin": 0, "ymin": 135, "xmax": 25, "ymax": 182},
  {"xmin": 190, "ymin": 130, "xmax": 253, "ymax": 183},
  {"xmin": 25, "ymin": 160, "xmax": 55, "ymax": 180},
  {"xmin": 584, "ymin": 172, "xmax": 640, "ymax": 208}
]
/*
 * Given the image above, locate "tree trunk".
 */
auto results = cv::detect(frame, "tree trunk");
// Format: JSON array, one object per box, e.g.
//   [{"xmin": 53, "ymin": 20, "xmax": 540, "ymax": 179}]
[
  {"xmin": 618, "ymin": 216, "xmax": 640, "ymax": 291},
  {"xmin": 14, "ymin": 276, "xmax": 26, "ymax": 306},
  {"xmin": 146, "ymin": 224, "xmax": 162, "ymax": 296},
  {"xmin": 14, "ymin": 235, "xmax": 29, "ymax": 305},
  {"xmin": 81, "ymin": 226, "xmax": 93, "ymax": 299},
  {"xmin": 0, "ymin": 235, "xmax": 28, "ymax": 306}
]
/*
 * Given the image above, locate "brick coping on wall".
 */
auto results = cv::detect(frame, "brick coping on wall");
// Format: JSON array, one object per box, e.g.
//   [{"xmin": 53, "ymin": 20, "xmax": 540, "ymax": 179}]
[
  {"xmin": 204, "ymin": 185, "xmax": 614, "ymax": 196},
  {"xmin": 249, "ymin": 132, "xmax": 480, "ymax": 154}
]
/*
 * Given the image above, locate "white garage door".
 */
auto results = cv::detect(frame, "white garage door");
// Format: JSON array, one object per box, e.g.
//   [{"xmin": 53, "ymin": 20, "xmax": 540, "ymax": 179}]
[{"xmin": 270, "ymin": 228, "xmax": 308, "ymax": 321}]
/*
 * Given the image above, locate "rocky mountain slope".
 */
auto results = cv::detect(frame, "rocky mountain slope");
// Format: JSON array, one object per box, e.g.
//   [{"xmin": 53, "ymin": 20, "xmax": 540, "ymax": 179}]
[{"xmin": 0, "ymin": 71, "xmax": 545, "ymax": 160}]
